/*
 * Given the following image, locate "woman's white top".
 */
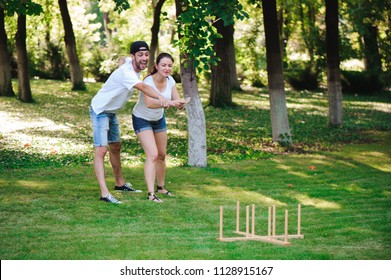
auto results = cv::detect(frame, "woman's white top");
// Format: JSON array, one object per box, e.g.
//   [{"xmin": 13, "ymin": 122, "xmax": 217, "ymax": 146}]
[{"xmin": 132, "ymin": 75, "xmax": 176, "ymax": 121}]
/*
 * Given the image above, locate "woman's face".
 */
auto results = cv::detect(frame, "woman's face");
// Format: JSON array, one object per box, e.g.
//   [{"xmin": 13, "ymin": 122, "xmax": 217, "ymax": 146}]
[{"xmin": 156, "ymin": 57, "xmax": 173, "ymax": 77}]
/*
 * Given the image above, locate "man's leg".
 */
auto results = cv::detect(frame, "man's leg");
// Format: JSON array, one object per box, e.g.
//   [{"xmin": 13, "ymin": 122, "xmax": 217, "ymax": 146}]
[
  {"xmin": 90, "ymin": 109, "xmax": 122, "ymax": 203},
  {"xmin": 109, "ymin": 142, "xmax": 125, "ymax": 187},
  {"xmin": 94, "ymin": 146, "xmax": 110, "ymax": 197}
]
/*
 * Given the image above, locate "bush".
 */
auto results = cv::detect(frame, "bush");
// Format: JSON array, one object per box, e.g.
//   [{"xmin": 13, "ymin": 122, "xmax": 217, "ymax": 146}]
[
  {"xmin": 86, "ymin": 49, "xmax": 120, "ymax": 82},
  {"xmin": 341, "ymin": 71, "xmax": 384, "ymax": 94},
  {"xmin": 244, "ymin": 70, "xmax": 267, "ymax": 88},
  {"xmin": 27, "ymin": 43, "xmax": 69, "ymax": 80},
  {"xmin": 285, "ymin": 63, "xmax": 319, "ymax": 91}
]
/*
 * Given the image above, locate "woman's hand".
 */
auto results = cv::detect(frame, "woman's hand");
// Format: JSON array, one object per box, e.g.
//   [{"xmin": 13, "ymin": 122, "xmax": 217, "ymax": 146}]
[{"xmin": 169, "ymin": 97, "xmax": 190, "ymax": 110}]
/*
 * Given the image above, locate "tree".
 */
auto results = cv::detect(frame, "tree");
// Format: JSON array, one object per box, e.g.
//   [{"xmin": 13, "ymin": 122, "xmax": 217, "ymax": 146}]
[
  {"xmin": 261, "ymin": 0, "xmax": 292, "ymax": 144},
  {"xmin": 326, "ymin": 0, "xmax": 343, "ymax": 127},
  {"xmin": 228, "ymin": 24, "xmax": 241, "ymax": 90},
  {"xmin": 342, "ymin": 0, "xmax": 390, "ymax": 91},
  {"xmin": 298, "ymin": 0, "xmax": 323, "ymax": 72},
  {"xmin": 210, "ymin": 19, "xmax": 233, "ymax": 107},
  {"xmin": 102, "ymin": 12, "xmax": 112, "ymax": 48},
  {"xmin": 0, "ymin": 5, "xmax": 14, "ymax": 97},
  {"xmin": 276, "ymin": 1, "xmax": 295, "ymax": 67},
  {"xmin": 174, "ymin": 0, "xmax": 248, "ymax": 165},
  {"xmin": 1, "ymin": 0, "xmax": 42, "ymax": 102},
  {"xmin": 175, "ymin": 0, "xmax": 207, "ymax": 167},
  {"xmin": 149, "ymin": 0, "xmax": 166, "ymax": 69},
  {"xmin": 210, "ymin": 0, "xmax": 247, "ymax": 107},
  {"xmin": 15, "ymin": 10, "xmax": 32, "ymax": 102},
  {"xmin": 58, "ymin": 0, "xmax": 85, "ymax": 90},
  {"xmin": 347, "ymin": 0, "xmax": 384, "ymax": 75}
]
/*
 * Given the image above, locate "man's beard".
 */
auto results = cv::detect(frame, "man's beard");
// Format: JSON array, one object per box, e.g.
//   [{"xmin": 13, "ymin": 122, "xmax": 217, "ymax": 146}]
[{"xmin": 134, "ymin": 58, "xmax": 148, "ymax": 71}]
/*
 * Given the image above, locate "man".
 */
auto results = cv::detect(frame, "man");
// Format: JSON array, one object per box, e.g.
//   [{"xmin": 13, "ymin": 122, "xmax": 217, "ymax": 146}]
[{"xmin": 90, "ymin": 41, "xmax": 169, "ymax": 204}]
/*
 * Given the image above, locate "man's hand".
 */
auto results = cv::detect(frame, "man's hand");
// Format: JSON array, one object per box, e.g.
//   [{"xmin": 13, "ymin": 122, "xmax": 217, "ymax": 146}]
[{"xmin": 158, "ymin": 95, "xmax": 170, "ymax": 108}]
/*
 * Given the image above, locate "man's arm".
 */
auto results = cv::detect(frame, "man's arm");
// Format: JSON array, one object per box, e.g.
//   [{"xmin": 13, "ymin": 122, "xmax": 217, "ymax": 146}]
[
  {"xmin": 134, "ymin": 82, "xmax": 169, "ymax": 107},
  {"xmin": 143, "ymin": 84, "xmax": 188, "ymax": 109}
]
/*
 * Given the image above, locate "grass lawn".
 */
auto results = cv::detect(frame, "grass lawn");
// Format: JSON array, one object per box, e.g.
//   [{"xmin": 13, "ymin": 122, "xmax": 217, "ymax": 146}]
[{"xmin": 0, "ymin": 80, "xmax": 390, "ymax": 260}]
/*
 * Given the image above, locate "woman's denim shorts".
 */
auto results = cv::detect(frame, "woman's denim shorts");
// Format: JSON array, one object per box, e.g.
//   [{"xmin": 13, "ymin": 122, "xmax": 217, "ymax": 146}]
[
  {"xmin": 132, "ymin": 114, "xmax": 167, "ymax": 134},
  {"xmin": 90, "ymin": 107, "xmax": 120, "ymax": 147}
]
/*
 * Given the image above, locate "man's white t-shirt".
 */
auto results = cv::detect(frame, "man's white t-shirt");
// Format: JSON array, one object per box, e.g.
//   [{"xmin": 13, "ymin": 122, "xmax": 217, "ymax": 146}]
[
  {"xmin": 132, "ymin": 75, "xmax": 176, "ymax": 121},
  {"xmin": 91, "ymin": 58, "xmax": 141, "ymax": 115}
]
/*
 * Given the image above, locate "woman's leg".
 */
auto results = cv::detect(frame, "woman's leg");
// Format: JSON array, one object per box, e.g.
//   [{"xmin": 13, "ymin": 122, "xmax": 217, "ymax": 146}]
[
  {"xmin": 137, "ymin": 130, "xmax": 161, "ymax": 200},
  {"xmin": 154, "ymin": 131, "xmax": 167, "ymax": 188}
]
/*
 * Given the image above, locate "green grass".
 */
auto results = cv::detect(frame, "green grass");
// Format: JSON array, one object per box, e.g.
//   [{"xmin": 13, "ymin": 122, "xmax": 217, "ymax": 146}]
[{"xmin": 0, "ymin": 80, "xmax": 390, "ymax": 260}]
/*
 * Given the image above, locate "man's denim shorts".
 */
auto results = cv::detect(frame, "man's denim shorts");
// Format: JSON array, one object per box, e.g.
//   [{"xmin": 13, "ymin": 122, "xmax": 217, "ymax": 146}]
[
  {"xmin": 132, "ymin": 114, "xmax": 167, "ymax": 134},
  {"xmin": 90, "ymin": 107, "xmax": 121, "ymax": 147}
]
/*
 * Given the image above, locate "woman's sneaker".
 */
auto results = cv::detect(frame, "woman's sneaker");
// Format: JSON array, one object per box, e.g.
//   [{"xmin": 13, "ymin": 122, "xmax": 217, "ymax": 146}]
[
  {"xmin": 100, "ymin": 193, "xmax": 122, "ymax": 204},
  {"xmin": 114, "ymin": 182, "xmax": 142, "ymax": 193}
]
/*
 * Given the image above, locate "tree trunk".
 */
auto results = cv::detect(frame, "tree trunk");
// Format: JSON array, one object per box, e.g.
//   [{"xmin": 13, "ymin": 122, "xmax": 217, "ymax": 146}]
[
  {"xmin": 149, "ymin": 0, "xmax": 166, "ymax": 69},
  {"xmin": 210, "ymin": 19, "xmax": 233, "ymax": 107},
  {"xmin": 103, "ymin": 12, "xmax": 112, "ymax": 48},
  {"xmin": 0, "ymin": 7, "xmax": 15, "ymax": 97},
  {"xmin": 261, "ymin": 0, "xmax": 291, "ymax": 144},
  {"xmin": 15, "ymin": 13, "xmax": 32, "ymax": 103},
  {"xmin": 326, "ymin": 0, "xmax": 343, "ymax": 127},
  {"xmin": 277, "ymin": 4, "xmax": 290, "ymax": 67},
  {"xmin": 277, "ymin": 7, "xmax": 285, "ymax": 64},
  {"xmin": 176, "ymin": 0, "xmax": 207, "ymax": 167},
  {"xmin": 181, "ymin": 56, "xmax": 207, "ymax": 167},
  {"xmin": 362, "ymin": 24, "xmax": 382, "ymax": 75},
  {"xmin": 58, "ymin": 0, "xmax": 85, "ymax": 90},
  {"xmin": 229, "ymin": 25, "xmax": 241, "ymax": 90}
]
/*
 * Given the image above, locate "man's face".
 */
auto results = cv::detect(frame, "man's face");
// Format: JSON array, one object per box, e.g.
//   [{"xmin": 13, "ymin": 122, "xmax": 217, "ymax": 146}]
[{"xmin": 132, "ymin": 51, "xmax": 149, "ymax": 72}]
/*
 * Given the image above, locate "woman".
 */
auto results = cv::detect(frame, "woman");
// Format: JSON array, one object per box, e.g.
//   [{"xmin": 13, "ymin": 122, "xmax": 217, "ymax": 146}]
[{"xmin": 132, "ymin": 53, "xmax": 188, "ymax": 202}]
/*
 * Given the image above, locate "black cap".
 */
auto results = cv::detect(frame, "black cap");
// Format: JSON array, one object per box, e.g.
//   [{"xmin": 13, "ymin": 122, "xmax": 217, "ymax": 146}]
[{"xmin": 130, "ymin": 41, "xmax": 149, "ymax": 54}]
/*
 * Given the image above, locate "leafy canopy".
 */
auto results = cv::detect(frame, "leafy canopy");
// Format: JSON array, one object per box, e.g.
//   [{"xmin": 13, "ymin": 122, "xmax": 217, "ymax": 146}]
[
  {"xmin": 174, "ymin": 0, "xmax": 249, "ymax": 73},
  {"xmin": 107, "ymin": 0, "xmax": 131, "ymax": 14},
  {"xmin": 0, "ymin": 0, "xmax": 43, "ymax": 16}
]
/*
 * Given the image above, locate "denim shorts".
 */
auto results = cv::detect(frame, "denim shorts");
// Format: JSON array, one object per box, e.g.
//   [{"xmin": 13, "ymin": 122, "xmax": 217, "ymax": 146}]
[
  {"xmin": 132, "ymin": 114, "xmax": 167, "ymax": 134},
  {"xmin": 90, "ymin": 107, "xmax": 121, "ymax": 147}
]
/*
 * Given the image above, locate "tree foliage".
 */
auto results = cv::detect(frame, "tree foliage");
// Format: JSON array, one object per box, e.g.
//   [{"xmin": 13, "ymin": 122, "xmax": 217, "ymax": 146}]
[
  {"xmin": 174, "ymin": 0, "xmax": 248, "ymax": 73},
  {"xmin": 0, "ymin": 0, "xmax": 43, "ymax": 16},
  {"xmin": 1, "ymin": 0, "xmax": 390, "ymax": 90},
  {"xmin": 109, "ymin": 0, "xmax": 131, "ymax": 13}
]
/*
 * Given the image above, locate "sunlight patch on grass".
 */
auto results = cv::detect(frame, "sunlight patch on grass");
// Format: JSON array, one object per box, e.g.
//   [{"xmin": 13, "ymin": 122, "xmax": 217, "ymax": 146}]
[
  {"xmin": 288, "ymin": 193, "xmax": 341, "ymax": 209},
  {"xmin": 181, "ymin": 184, "xmax": 284, "ymax": 206},
  {"xmin": 232, "ymin": 96, "xmax": 270, "ymax": 109},
  {"xmin": 274, "ymin": 163, "xmax": 312, "ymax": 179},
  {"xmin": 383, "ymin": 190, "xmax": 391, "ymax": 198},
  {"xmin": 17, "ymin": 180, "xmax": 49, "ymax": 189},
  {"xmin": 347, "ymin": 101, "xmax": 391, "ymax": 113},
  {"xmin": 353, "ymin": 151, "xmax": 391, "ymax": 173},
  {"xmin": 11, "ymin": 133, "xmax": 90, "ymax": 155},
  {"xmin": 344, "ymin": 183, "xmax": 370, "ymax": 194},
  {"xmin": 273, "ymin": 158, "xmax": 315, "ymax": 178},
  {"xmin": 334, "ymin": 139, "xmax": 391, "ymax": 173},
  {"xmin": 0, "ymin": 111, "xmax": 71, "ymax": 134},
  {"xmin": 117, "ymin": 156, "xmax": 143, "ymax": 167},
  {"xmin": 168, "ymin": 128, "xmax": 187, "ymax": 138}
]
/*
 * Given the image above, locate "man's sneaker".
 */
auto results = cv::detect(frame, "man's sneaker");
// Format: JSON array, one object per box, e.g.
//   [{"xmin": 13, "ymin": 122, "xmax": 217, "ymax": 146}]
[
  {"xmin": 115, "ymin": 182, "xmax": 142, "ymax": 193},
  {"xmin": 100, "ymin": 193, "xmax": 122, "ymax": 204}
]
